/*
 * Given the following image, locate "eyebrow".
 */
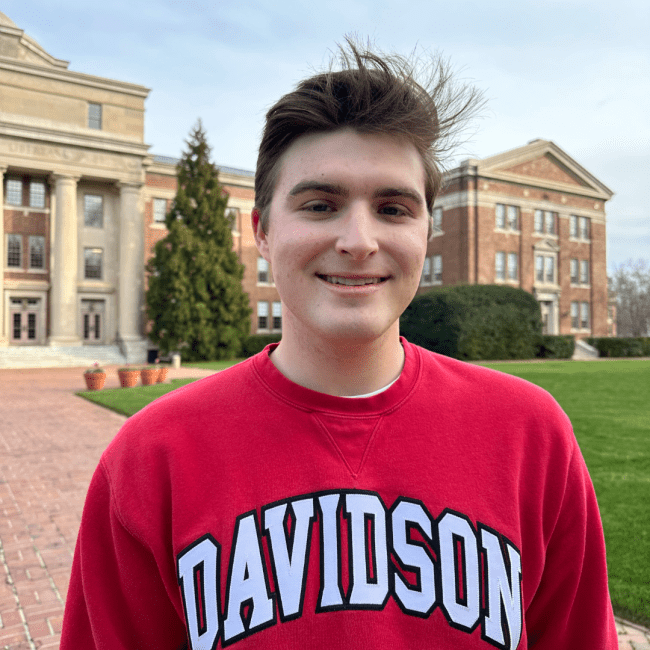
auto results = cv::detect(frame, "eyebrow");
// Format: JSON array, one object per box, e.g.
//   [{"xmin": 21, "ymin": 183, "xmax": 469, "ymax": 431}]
[{"xmin": 288, "ymin": 181, "xmax": 425, "ymax": 207}]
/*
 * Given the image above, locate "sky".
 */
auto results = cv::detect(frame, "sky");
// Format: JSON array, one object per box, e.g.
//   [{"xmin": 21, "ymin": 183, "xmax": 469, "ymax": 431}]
[{"xmin": 4, "ymin": 0, "xmax": 649, "ymax": 272}]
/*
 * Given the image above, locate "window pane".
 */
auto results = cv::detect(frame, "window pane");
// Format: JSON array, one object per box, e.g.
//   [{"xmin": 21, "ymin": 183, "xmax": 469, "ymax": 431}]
[
  {"xmin": 534, "ymin": 210, "xmax": 543, "ymax": 233},
  {"xmin": 581, "ymin": 302, "xmax": 589, "ymax": 328},
  {"xmin": 433, "ymin": 255, "xmax": 442, "ymax": 281},
  {"xmin": 6, "ymin": 179, "xmax": 22, "ymax": 206},
  {"xmin": 84, "ymin": 195, "xmax": 103, "ymax": 228},
  {"xmin": 570, "ymin": 259, "xmax": 578, "ymax": 283},
  {"xmin": 88, "ymin": 103, "xmax": 102, "ymax": 129},
  {"xmin": 153, "ymin": 198, "xmax": 167, "ymax": 223},
  {"xmin": 257, "ymin": 301, "xmax": 269, "ymax": 330},
  {"xmin": 545, "ymin": 257, "xmax": 554, "ymax": 283},
  {"xmin": 29, "ymin": 236, "xmax": 45, "ymax": 269},
  {"xmin": 495, "ymin": 204, "xmax": 505, "ymax": 229},
  {"xmin": 545, "ymin": 211, "xmax": 555, "ymax": 234},
  {"xmin": 571, "ymin": 302, "xmax": 579, "ymax": 328},
  {"xmin": 535, "ymin": 255, "xmax": 544, "ymax": 282},
  {"xmin": 84, "ymin": 248, "xmax": 102, "ymax": 279},
  {"xmin": 421, "ymin": 257, "xmax": 431, "ymax": 283},
  {"xmin": 495, "ymin": 252, "xmax": 505, "ymax": 280},
  {"xmin": 432, "ymin": 207, "xmax": 442, "ymax": 229},
  {"xmin": 27, "ymin": 313, "xmax": 36, "ymax": 339},
  {"xmin": 570, "ymin": 215, "xmax": 578, "ymax": 238},
  {"xmin": 257, "ymin": 257, "xmax": 269, "ymax": 283},
  {"xmin": 580, "ymin": 260, "xmax": 589, "ymax": 284},
  {"xmin": 29, "ymin": 182, "xmax": 46, "ymax": 208},
  {"xmin": 580, "ymin": 217, "xmax": 589, "ymax": 240},
  {"xmin": 507, "ymin": 206, "xmax": 518, "ymax": 230},
  {"xmin": 508, "ymin": 253, "xmax": 518, "ymax": 280},
  {"xmin": 7, "ymin": 234, "xmax": 22, "ymax": 267},
  {"xmin": 272, "ymin": 301, "xmax": 282, "ymax": 330}
]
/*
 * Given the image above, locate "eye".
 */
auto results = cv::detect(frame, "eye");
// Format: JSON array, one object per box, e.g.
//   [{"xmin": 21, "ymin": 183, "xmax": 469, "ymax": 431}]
[
  {"xmin": 303, "ymin": 201, "xmax": 335, "ymax": 213},
  {"xmin": 379, "ymin": 204, "xmax": 411, "ymax": 218}
]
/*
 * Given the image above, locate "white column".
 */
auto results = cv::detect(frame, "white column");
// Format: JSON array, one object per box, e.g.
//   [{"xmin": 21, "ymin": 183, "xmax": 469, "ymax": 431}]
[
  {"xmin": 117, "ymin": 181, "xmax": 146, "ymax": 362},
  {"xmin": 49, "ymin": 174, "xmax": 82, "ymax": 346},
  {"xmin": 0, "ymin": 166, "xmax": 7, "ymax": 346}
]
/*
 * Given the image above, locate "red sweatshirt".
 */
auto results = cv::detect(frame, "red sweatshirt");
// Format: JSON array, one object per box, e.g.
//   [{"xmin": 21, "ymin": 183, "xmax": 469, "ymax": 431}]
[{"xmin": 61, "ymin": 339, "xmax": 617, "ymax": 649}]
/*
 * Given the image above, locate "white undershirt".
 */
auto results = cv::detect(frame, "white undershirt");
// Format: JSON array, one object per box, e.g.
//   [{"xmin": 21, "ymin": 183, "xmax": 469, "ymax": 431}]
[{"xmin": 341, "ymin": 376, "xmax": 399, "ymax": 398}]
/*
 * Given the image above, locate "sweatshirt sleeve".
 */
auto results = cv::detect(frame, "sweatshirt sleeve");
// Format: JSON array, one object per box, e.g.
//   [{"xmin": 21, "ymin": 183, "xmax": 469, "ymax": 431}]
[
  {"xmin": 524, "ymin": 440, "xmax": 618, "ymax": 648},
  {"xmin": 60, "ymin": 461, "xmax": 188, "ymax": 649}
]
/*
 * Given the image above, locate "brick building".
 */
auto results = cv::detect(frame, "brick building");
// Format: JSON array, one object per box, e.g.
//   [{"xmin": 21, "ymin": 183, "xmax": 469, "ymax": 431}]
[
  {"xmin": 420, "ymin": 140, "xmax": 613, "ymax": 338},
  {"xmin": 1, "ymin": 12, "xmax": 613, "ymax": 366}
]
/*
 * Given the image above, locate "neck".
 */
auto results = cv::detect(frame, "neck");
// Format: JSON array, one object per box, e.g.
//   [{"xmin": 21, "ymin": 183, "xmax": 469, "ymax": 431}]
[{"xmin": 269, "ymin": 322, "xmax": 404, "ymax": 397}]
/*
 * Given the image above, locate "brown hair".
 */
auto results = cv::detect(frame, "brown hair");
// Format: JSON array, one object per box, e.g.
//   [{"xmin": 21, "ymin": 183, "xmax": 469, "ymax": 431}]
[{"xmin": 255, "ymin": 38, "xmax": 485, "ymax": 233}]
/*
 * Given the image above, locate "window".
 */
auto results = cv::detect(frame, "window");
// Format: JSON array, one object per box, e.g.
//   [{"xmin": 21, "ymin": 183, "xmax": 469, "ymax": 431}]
[
  {"xmin": 7, "ymin": 234, "xmax": 22, "ymax": 267},
  {"xmin": 495, "ymin": 204, "xmax": 506, "ymax": 229},
  {"xmin": 225, "ymin": 207, "xmax": 240, "ymax": 230},
  {"xmin": 84, "ymin": 248, "xmax": 102, "ymax": 279},
  {"xmin": 29, "ymin": 236, "xmax": 45, "ymax": 269},
  {"xmin": 507, "ymin": 253, "xmax": 518, "ymax": 280},
  {"xmin": 534, "ymin": 210, "xmax": 544, "ymax": 233},
  {"xmin": 570, "ymin": 215, "xmax": 590, "ymax": 240},
  {"xmin": 507, "ymin": 205, "xmax": 519, "ymax": 230},
  {"xmin": 535, "ymin": 254, "xmax": 555, "ymax": 284},
  {"xmin": 534, "ymin": 210, "xmax": 556, "ymax": 234},
  {"xmin": 570, "ymin": 258, "xmax": 579, "ymax": 284},
  {"xmin": 6, "ymin": 179, "xmax": 22, "ymax": 206},
  {"xmin": 581, "ymin": 302, "xmax": 590, "ymax": 329},
  {"xmin": 580, "ymin": 260, "xmax": 589, "ymax": 284},
  {"xmin": 88, "ymin": 103, "xmax": 102, "ymax": 129},
  {"xmin": 432, "ymin": 207, "xmax": 442, "ymax": 230},
  {"xmin": 257, "ymin": 301, "xmax": 269, "ymax": 330},
  {"xmin": 496, "ymin": 204, "xmax": 519, "ymax": 230},
  {"xmin": 432, "ymin": 255, "xmax": 442, "ymax": 282},
  {"xmin": 29, "ymin": 181, "xmax": 46, "ymax": 208},
  {"xmin": 153, "ymin": 198, "xmax": 167, "ymax": 223},
  {"xmin": 84, "ymin": 195, "xmax": 103, "ymax": 228},
  {"xmin": 272, "ymin": 301, "xmax": 282, "ymax": 330},
  {"xmin": 257, "ymin": 257, "xmax": 271, "ymax": 284},
  {"xmin": 421, "ymin": 257, "xmax": 431, "ymax": 284},
  {"xmin": 545, "ymin": 211, "xmax": 556, "ymax": 234},
  {"xmin": 495, "ymin": 252, "xmax": 506, "ymax": 280},
  {"xmin": 535, "ymin": 255, "xmax": 544, "ymax": 282},
  {"xmin": 571, "ymin": 301, "xmax": 579, "ymax": 328}
]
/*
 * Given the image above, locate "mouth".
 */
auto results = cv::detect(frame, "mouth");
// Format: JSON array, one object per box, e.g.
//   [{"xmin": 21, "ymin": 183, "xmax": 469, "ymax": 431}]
[{"xmin": 316, "ymin": 274, "xmax": 390, "ymax": 287}]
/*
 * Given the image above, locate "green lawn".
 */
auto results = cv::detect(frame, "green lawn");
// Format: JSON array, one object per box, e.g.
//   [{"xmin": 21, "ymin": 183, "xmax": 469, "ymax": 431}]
[
  {"xmin": 78, "ymin": 357, "xmax": 650, "ymax": 625},
  {"xmin": 481, "ymin": 359, "xmax": 650, "ymax": 626}
]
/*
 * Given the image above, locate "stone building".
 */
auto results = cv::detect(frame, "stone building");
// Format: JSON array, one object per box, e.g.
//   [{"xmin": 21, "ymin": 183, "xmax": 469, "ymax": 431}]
[{"xmin": 1, "ymin": 12, "xmax": 613, "ymax": 368}]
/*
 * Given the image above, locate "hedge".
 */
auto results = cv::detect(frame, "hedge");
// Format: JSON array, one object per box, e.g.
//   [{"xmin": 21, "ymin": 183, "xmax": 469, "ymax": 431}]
[
  {"xmin": 242, "ymin": 334, "xmax": 282, "ymax": 357},
  {"xmin": 537, "ymin": 335, "xmax": 575, "ymax": 359},
  {"xmin": 400, "ymin": 285, "xmax": 543, "ymax": 361},
  {"xmin": 586, "ymin": 337, "xmax": 650, "ymax": 357}
]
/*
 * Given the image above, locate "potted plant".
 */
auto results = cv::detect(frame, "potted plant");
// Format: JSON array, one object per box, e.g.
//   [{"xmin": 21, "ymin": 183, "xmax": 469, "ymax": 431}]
[
  {"xmin": 155, "ymin": 358, "xmax": 169, "ymax": 383},
  {"xmin": 140, "ymin": 365, "xmax": 159, "ymax": 386},
  {"xmin": 118, "ymin": 365, "xmax": 140, "ymax": 388},
  {"xmin": 83, "ymin": 362, "xmax": 106, "ymax": 390}
]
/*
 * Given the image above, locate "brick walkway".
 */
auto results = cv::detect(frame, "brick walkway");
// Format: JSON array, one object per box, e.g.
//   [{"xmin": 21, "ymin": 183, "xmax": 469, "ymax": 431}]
[{"xmin": 0, "ymin": 366, "xmax": 648, "ymax": 649}]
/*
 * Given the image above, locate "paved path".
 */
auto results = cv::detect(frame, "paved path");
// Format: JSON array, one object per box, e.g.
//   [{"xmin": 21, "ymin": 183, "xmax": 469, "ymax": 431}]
[{"xmin": 0, "ymin": 366, "xmax": 648, "ymax": 649}]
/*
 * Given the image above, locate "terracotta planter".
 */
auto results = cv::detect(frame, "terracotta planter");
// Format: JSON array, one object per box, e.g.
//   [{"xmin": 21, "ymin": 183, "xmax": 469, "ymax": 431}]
[
  {"xmin": 141, "ymin": 367, "xmax": 159, "ymax": 386},
  {"xmin": 118, "ymin": 369, "xmax": 140, "ymax": 388},
  {"xmin": 84, "ymin": 372, "xmax": 106, "ymax": 390},
  {"xmin": 156, "ymin": 366, "xmax": 169, "ymax": 383}
]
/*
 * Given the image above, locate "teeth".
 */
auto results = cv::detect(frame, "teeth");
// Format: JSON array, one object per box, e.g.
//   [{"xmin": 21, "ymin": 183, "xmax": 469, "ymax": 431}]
[{"xmin": 323, "ymin": 275, "xmax": 383, "ymax": 286}]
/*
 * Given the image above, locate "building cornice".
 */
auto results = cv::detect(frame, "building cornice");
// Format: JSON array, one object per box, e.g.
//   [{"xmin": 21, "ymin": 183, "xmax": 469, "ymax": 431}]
[{"xmin": 0, "ymin": 57, "xmax": 150, "ymax": 98}]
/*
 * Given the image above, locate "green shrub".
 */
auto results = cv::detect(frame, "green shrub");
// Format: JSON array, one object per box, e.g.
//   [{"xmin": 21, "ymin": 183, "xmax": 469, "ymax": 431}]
[
  {"xmin": 537, "ymin": 335, "xmax": 575, "ymax": 359},
  {"xmin": 586, "ymin": 337, "xmax": 646, "ymax": 357},
  {"xmin": 401, "ymin": 285, "xmax": 542, "ymax": 361},
  {"xmin": 242, "ymin": 334, "xmax": 282, "ymax": 357}
]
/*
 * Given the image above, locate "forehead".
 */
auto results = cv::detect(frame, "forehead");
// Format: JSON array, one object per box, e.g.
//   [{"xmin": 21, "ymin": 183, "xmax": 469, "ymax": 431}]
[{"xmin": 272, "ymin": 128, "xmax": 427, "ymax": 199}]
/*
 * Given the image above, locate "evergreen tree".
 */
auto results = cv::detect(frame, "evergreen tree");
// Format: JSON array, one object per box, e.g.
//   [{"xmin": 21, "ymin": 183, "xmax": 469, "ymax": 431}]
[{"xmin": 146, "ymin": 121, "xmax": 251, "ymax": 361}]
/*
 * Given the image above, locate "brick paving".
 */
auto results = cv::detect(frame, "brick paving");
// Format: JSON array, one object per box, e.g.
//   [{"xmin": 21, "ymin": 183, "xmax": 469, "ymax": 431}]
[{"xmin": 0, "ymin": 365, "xmax": 649, "ymax": 649}]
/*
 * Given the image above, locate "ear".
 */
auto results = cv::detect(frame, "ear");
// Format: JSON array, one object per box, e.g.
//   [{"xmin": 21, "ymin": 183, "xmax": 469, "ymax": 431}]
[{"xmin": 252, "ymin": 208, "xmax": 271, "ymax": 261}]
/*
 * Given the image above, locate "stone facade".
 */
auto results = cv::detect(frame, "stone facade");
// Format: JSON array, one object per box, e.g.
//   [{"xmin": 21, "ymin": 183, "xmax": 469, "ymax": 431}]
[
  {"xmin": 1, "ymin": 12, "xmax": 614, "ymax": 364},
  {"xmin": 419, "ymin": 139, "xmax": 613, "ymax": 338}
]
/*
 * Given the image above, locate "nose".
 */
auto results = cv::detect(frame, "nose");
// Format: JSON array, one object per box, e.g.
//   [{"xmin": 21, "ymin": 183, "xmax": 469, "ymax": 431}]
[{"xmin": 334, "ymin": 204, "xmax": 379, "ymax": 260}]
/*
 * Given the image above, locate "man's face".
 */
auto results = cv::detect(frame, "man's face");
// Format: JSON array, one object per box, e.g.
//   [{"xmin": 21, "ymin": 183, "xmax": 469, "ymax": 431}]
[{"xmin": 253, "ymin": 128, "xmax": 429, "ymax": 347}]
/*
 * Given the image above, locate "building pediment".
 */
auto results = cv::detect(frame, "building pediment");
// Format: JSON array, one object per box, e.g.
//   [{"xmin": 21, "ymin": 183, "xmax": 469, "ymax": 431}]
[
  {"xmin": 473, "ymin": 139, "xmax": 613, "ymax": 201},
  {"xmin": 533, "ymin": 238, "xmax": 560, "ymax": 253},
  {"xmin": 0, "ymin": 12, "xmax": 69, "ymax": 69}
]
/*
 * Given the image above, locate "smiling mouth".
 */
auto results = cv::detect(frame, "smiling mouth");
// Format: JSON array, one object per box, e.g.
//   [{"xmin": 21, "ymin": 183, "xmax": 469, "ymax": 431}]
[{"xmin": 317, "ymin": 274, "xmax": 389, "ymax": 286}]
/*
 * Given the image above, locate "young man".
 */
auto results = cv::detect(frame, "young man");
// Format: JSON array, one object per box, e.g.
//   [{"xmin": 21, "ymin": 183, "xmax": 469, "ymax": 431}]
[{"xmin": 61, "ymin": 44, "xmax": 618, "ymax": 649}]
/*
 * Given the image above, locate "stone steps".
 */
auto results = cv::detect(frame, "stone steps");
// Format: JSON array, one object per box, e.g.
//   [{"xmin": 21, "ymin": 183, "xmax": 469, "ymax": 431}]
[{"xmin": 0, "ymin": 344, "xmax": 127, "ymax": 369}]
